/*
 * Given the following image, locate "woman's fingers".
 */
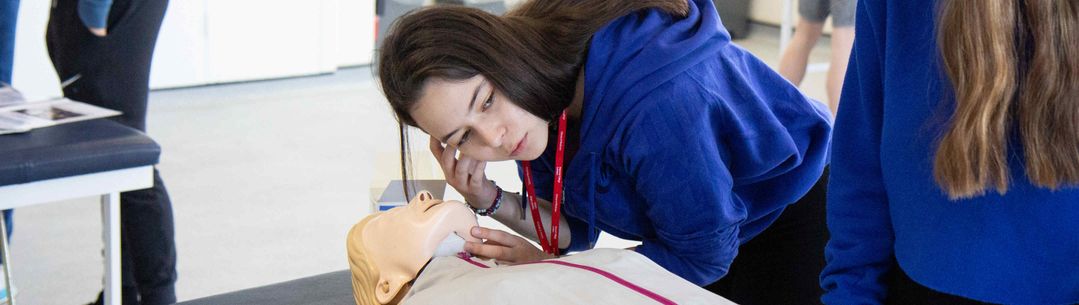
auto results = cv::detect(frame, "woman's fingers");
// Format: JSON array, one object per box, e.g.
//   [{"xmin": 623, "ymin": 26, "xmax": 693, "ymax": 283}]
[
  {"xmin": 430, "ymin": 137, "xmax": 454, "ymax": 176},
  {"xmin": 471, "ymin": 226, "xmax": 523, "ymax": 247},
  {"xmin": 454, "ymin": 157, "xmax": 474, "ymax": 185},
  {"xmin": 428, "ymin": 136, "xmax": 489, "ymax": 200},
  {"xmin": 463, "ymin": 226, "xmax": 551, "ymax": 264},
  {"xmin": 468, "ymin": 160, "xmax": 487, "ymax": 188},
  {"xmin": 429, "ymin": 136, "xmax": 444, "ymax": 158}
]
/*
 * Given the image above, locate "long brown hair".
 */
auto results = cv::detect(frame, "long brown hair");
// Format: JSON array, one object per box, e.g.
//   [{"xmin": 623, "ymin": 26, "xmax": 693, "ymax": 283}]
[
  {"xmin": 935, "ymin": 0, "xmax": 1079, "ymax": 199},
  {"xmin": 378, "ymin": 1, "xmax": 688, "ymax": 197}
]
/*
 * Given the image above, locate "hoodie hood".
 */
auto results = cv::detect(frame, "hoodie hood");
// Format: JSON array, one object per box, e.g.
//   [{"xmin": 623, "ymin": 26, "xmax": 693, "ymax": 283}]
[{"xmin": 581, "ymin": 0, "xmax": 730, "ymax": 147}]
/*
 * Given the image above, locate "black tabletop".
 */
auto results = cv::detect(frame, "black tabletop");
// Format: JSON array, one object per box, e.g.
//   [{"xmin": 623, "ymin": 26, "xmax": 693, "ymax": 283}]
[{"xmin": 0, "ymin": 119, "xmax": 159, "ymax": 186}]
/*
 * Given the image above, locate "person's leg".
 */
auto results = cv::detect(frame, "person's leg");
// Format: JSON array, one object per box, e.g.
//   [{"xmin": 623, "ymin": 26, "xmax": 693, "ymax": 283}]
[
  {"xmin": 826, "ymin": 27, "xmax": 853, "ymax": 115},
  {"xmin": 0, "ymin": 0, "xmax": 19, "ymax": 84},
  {"xmin": 704, "ymin": 169, "xmax": 829, "ymax": 305},
  {"xmin": 99, "ymin": 0, "xmax": 175, "ymax": 303},
  {"xmin": 121, "ymin": 169, "xmax": 176, "ymax": 304},
  {"xmin": 778, "ymin": 0, "xmax": 828, "ymax": 86},
  {"xmin": 1, "ymin": 0, "xmax": 21, "ymax": 246},
  {"xmin": 49, "ymin": 0, "xmax": 175, "ymax": 303},
  {"xmin": 826, "ymin": 0, "xmax": 856, "ymax": 115},
  {"xmin": 48, "ymin": 3, "xmax": 149, "ymax": 303},
  {"xmin": 778, "ymin": 20, "xmax": 825, "ymax": 87}
]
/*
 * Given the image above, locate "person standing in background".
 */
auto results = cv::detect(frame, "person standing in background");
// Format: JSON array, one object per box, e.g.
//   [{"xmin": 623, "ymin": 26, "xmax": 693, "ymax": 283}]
[
  {"xmin": 777, "ymin": 0, "xmax": 855, "ymax": 116},
  {"xmin": 0, "ymin": 0, "xmax": 20, "ymax": 301},
  {"xmin": 46, "ymin": 0, "xmax": 176, "ymax": 304},
  {"xmin": 823, "ymin": 1, "xmax": 1078, "ymax": 304}
]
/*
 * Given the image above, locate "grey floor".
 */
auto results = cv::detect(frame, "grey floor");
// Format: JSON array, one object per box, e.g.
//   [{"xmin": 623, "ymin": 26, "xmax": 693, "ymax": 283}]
[{"xmin": 7, "ymin": 24, "xmax": 832, "ymax": 304}]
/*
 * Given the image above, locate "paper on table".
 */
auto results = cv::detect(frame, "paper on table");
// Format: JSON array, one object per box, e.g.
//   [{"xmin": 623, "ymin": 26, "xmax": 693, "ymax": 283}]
[
  {"xmin": 0, "ymin": 83, "xmax": 27, "ymax": 109},
  {"xmin": 0, "ymin": 98, "xmax": 121, "ymax": 135}
]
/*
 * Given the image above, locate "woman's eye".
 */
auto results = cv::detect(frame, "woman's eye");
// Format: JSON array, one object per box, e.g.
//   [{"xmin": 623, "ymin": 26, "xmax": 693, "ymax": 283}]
[
  {"xmin": 482, "ymin": 94, "xmax": 494, "ymax": 110},
  {"xmin": 458, "ymin": 130, "xmax": 471, "ymax": 146}
]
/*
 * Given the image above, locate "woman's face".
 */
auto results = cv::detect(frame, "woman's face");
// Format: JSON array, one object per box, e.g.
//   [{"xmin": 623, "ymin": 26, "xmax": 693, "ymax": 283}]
[{"xmin": 411, "ymin": 75, "xmax": 550, "ymax": 161}]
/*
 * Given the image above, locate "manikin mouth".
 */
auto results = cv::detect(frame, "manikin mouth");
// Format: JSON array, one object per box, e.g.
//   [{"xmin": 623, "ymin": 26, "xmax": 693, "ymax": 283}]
[{"xmin": 422, "ymin": 201, "xmax": 441, "ymax": 213}]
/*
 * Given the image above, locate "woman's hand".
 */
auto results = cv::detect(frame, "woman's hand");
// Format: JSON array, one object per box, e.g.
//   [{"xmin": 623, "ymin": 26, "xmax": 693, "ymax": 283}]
[
  {"xmin": 88, "ymin": 27, "xmax": 107, "ymax": 37},
  {"xmin": 465, "ymin": 226, "xmax": 555, "ymax": 264},
  {"xmin": 429, "ymin": 137, "xmax": 497, "ymax": 208}
]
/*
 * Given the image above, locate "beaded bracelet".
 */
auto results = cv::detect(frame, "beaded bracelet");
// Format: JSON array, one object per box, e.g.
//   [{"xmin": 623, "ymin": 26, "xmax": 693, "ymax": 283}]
[{"xmin": 471, "ymin": 181, "xmax": 503, "ymax": 217}]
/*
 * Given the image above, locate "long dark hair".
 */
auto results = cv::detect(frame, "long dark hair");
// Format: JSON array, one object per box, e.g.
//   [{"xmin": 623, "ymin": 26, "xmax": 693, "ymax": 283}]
[
  {"xmin": 935, "ymin": 0, "xmax": 1079, "ymax": 199},
  {"xmin": 378, "ymin": 0, "xmax": 689, "ymax": 197}
]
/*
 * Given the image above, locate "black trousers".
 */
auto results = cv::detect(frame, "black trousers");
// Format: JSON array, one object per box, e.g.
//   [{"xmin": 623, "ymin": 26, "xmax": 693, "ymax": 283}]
[
  {"xmin": 47, "ymin": 0, "xmax": 175, "ymax": 304},
  {"xmin": 884, "ymin": 264, "xmax": 999, "ymax": 305},
  {"xmin": 705, "ymin": 168, "xmax": 829, "ymax": 305}
]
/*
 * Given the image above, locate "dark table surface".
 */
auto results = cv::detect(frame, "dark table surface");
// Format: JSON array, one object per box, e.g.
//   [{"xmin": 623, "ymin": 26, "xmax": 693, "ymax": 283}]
[
  {"xmin": 175, "ymin": 270, "xmax": 354, "ymax": 305},
  {"xmin": 0, "ymin": 119, "xmax": 159, "ymax": 186}
]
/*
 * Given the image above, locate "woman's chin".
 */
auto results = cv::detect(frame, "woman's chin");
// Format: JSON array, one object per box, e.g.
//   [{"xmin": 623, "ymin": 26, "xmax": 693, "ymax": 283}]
[{"xmin": 520, "ymin": 149, "xmax": 545, "ymax": 161}]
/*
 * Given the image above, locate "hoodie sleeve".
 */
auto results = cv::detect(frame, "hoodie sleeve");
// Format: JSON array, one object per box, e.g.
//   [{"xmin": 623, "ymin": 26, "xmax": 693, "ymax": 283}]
[
  {"xmin": 78, "ymin": 0, "xmax": 113, "ymax": 30},
  {"xmin": 820, "ymin": 1, "xmax": 895, "ymax": 304}
]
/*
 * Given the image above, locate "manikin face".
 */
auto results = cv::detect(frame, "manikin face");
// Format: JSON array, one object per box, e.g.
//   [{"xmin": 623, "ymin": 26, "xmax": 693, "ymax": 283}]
[
  {"xmin": 361, "ymin": 191, "xmax": 481, "ymax": 304},
  {"xmin": 411, "ymin": 75, "xmax": 550, "ymax": 161}
]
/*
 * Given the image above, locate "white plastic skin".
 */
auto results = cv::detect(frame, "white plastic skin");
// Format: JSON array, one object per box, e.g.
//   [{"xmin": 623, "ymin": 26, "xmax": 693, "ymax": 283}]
[{"xmin": 433, "ymin": 233, "xmax": 467, "ymax": 257}]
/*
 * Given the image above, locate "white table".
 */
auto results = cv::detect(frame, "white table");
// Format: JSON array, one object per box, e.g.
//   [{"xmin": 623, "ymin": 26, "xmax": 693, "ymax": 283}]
[{"xmin": 0, "ymin": 166, "xmax": 154, "ymax": 305}]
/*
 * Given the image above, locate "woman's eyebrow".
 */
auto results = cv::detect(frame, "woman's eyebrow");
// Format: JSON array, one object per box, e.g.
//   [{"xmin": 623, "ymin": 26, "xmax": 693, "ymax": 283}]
[{"xmin": 439, "ymin": 79, "xmax": 488, "ymax": 143}]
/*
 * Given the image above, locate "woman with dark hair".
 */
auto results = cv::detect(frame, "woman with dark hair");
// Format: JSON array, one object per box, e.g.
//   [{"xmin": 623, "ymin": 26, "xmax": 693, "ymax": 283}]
[
  {"xmin": 822, "ymin": 1, "xmax": 1079, "ymax": 304},
  {"xmin": 378, "ymin": 0, "xmax": 832, "ymax": 303}
]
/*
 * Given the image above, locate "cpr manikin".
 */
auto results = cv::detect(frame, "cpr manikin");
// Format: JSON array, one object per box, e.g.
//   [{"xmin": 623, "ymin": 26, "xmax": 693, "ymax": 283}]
[
  {"xmin": 347, "ymin": 191, "xmax": 736, "ymax": 305},
  {"xmin": 346, "ymin": 191, "xmax": 480, "ymax": 305}
]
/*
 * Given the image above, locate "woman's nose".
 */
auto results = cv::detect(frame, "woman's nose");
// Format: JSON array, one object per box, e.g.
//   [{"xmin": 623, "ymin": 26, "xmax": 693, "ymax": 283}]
[{"xmin": 473, "ymin": 121, "xmax": 503, "ymax": 148}]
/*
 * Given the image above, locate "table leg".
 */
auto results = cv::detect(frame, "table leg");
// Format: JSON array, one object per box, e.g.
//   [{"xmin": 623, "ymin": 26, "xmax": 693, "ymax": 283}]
[
  {"xmin": 102, "ymin": 193, "xmax": 120, "ymax": 305},
  {"xmin": 0, "ymin": 214, "xmax": 14, "ymax": 305}
]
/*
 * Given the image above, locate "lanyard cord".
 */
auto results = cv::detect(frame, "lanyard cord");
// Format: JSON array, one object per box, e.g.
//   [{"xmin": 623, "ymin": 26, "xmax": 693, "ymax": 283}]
[{"xmin": 521, "ymin": 110, "xmax": 568, "ymax": 255}]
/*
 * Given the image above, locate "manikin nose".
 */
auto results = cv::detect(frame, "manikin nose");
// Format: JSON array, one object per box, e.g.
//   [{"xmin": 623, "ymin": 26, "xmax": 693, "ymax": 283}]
[{"xmin": 414, "ymin": 191, "xmax": 442, "ymax": 211}]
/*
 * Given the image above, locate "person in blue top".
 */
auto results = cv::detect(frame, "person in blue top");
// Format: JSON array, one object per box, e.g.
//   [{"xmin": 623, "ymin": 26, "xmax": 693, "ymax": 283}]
[
  {"xmin": 822, "ymin": 1, "xmax": 1079, "ymax": 304},
  {"xmin": 378, "ymin": 0, "xmax": 832, "ymax": 303},
  {"xmin": 47, "ymin": 0, "xmax": 176, "ymax": 304}
]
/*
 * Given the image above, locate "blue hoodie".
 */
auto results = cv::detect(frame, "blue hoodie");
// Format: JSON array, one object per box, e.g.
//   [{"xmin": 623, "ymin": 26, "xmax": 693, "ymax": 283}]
[
  {"xmin": 822, "ymin": 1, "xmax": 1079, "ymax": 304},
  {"xmin": 518, "ymin": 0, "xmax": 832, "ymax": 286}
]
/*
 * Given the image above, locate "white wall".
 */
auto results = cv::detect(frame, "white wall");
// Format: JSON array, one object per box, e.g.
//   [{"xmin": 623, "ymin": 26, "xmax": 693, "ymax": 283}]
[{"xmin": 12, "ymin": 0, "xmax": 376, "ymax": 99}]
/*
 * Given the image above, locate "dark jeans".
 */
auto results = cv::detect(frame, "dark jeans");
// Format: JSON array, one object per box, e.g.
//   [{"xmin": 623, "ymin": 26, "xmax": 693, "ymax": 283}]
[
  {"xmin": 0, "ymin": 0, "xmax": 17, "ymax": 84},
  {"xmin": 705, "ymin": 168, "xmax": 829, "ymax": 305},
  {"xmin": 0, "ymin": 0, "xmax": 18, "ymax": 255},
  {"xmin": 47, "ymin": 0, "xmax": 175, "ymax": 304},
  {"xmin": 885, "ymin": 264, "xmax": 999, "ymax": 305}
]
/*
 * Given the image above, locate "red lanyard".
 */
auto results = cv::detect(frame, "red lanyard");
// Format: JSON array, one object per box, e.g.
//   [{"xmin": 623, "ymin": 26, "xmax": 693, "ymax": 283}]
[{"xmin": 521, "ymin": 110, "xmax": 567, "ymax": 255}]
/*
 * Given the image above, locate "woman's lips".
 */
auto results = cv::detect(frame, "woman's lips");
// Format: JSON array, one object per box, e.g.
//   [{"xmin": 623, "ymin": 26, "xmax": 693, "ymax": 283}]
[{"xmin": 510, "ymin": 134, "xmax": 527, "ymax": 157}]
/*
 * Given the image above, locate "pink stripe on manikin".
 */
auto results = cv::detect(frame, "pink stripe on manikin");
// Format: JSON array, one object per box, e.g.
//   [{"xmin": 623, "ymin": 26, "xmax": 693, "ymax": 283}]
[
  {"xmin": 532, "ymin": 260, "xmax": 677, "ymax": 305},
  {"xmin": 456, "ymin": 252, "xmax": 490, "ymax": 268},
  {"xmin": 455, "ymin": 255, "xmax": 676, "ymax": 304}
]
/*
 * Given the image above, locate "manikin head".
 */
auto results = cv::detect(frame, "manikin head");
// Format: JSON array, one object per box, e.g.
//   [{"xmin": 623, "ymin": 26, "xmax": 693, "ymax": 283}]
[{"xmin": 346, "ymin": 191, "xmax": 481, "ymax": 305}]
